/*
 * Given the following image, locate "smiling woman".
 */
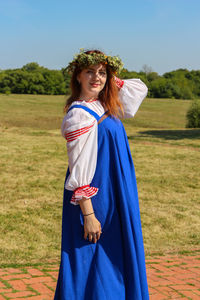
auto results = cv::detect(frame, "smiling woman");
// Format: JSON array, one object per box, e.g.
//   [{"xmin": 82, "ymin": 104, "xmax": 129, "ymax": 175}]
[
  {"xmin": 54, "ymin": 49, "xmax": 149, "ymax": 300},
  {"xmin": 77, "ymin": 64, "xmax": 107, "ymax": 101},
  {"xmin": 64, "ymin": 49, "xmax": 123, "ymax": 117}
]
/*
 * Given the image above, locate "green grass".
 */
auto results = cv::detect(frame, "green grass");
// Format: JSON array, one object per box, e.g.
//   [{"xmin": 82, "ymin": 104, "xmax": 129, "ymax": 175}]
[{"xmin": 0, "ymin": 94, "xmax": 199, "ymax": 266}]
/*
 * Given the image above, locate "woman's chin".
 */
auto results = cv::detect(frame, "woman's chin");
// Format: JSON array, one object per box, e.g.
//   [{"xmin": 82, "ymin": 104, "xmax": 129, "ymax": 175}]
[{"xmin": 86, "ymin": 89, "xmax": 100, "ymax": 97}]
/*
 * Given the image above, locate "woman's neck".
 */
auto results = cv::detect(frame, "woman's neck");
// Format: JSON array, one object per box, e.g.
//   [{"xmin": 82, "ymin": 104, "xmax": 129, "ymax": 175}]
[{"xmin": 78, "ymin": 94, "xmax": 98, "ymax": 102}]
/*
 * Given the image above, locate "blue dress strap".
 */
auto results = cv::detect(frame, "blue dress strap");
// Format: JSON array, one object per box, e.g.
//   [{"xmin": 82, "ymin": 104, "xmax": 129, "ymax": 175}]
[{"xmin": 67, "ymin": 104, "xmax": 101, "ymax": 121}]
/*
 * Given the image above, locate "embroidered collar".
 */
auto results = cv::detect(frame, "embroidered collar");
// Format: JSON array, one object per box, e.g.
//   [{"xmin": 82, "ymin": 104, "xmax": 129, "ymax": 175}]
[{"xmin": 77, "ymin": 98, "xmax": 98, "ymax": 103}]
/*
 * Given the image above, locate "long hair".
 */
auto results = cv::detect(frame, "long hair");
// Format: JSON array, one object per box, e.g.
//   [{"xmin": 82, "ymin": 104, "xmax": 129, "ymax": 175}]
[{"xmin": 64, "ymin": 50, "xmax": 124, "ymax": 117}]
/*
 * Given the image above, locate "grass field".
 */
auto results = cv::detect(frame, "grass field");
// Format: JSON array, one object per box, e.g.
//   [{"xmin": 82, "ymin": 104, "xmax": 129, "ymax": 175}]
[{"xmin": 0, "ymin": 94, "xmax": 199, "ymax": 267}]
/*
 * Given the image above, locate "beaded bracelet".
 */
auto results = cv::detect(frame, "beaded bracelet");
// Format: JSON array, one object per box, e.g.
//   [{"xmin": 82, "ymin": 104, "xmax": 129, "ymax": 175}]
[{"xmin": 83, "ymin": 212, "xmax": 94, "ymax": 217}]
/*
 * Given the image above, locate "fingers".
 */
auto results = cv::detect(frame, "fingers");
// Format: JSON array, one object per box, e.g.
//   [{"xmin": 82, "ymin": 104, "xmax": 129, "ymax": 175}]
[
  {"xmin": 84, "ymin": 230, "xmax": 102, "ymax": 243},
  {"xmin": 96, "ymin": 226, "xmax": 102, "ymax": 241},
  {"xmin": 84, "ymin": 231, "xmax": 88, "ymax": 240},
  {"xmin": 93, "ymin": 233, "xmax": 97, "ymax": 244},
  {"xmin": 96, "ymin": 232, "xmax": 101, "ymax": 241},
  {"xmin": 88, "ymin": 233, "xmax": 93, "ymax": 242}
]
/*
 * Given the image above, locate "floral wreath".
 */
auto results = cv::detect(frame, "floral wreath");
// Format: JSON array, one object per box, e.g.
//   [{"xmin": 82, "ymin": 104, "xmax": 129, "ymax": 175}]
[{"xmin": 65, "ymin": 49, "xmax": 124, "ymax": 75}]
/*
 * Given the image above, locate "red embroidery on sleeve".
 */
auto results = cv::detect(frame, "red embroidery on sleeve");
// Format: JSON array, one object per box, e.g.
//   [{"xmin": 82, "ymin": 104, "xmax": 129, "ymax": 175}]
[
  {"xmin": 65, "ymin": 121, "xmax": 95, "ymax": 142},
  {"xmin": 114, "ymin": 76, "xmax": 124, "ymax": 89},
  {"xmin": 70, "ymin": 185, "xmax": 99, "ymax": 205}
]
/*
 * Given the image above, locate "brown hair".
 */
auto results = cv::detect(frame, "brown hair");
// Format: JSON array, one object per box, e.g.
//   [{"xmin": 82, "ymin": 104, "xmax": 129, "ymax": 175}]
[{"xmin": 64, "ymin": 50, "xmax": 124, "ymax": 118}]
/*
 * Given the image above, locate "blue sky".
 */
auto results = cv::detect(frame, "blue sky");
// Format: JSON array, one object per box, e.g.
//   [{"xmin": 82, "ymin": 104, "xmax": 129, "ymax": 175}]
[{"xmin": 0, "ymin": 0, "xmax": 200, "ymax": 74}]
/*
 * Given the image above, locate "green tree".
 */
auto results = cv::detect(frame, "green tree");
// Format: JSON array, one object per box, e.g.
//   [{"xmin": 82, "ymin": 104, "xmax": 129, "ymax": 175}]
[
  {"xmin": 186, "ymin": 100, "xmax": 200, "ymax": 128},
  {"xmin": 22, "ymin": 62, "xmax": 42, "ymax": 72},
  {"xmin": 0, "ymin": 63, "xmax": 200, "ymax": 98}
]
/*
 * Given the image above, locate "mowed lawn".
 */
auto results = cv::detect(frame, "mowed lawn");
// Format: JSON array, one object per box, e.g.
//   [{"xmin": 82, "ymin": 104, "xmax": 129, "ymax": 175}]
[{"xmin": 0, "ymin": 94, "xmax": 199, "ymax": 266}]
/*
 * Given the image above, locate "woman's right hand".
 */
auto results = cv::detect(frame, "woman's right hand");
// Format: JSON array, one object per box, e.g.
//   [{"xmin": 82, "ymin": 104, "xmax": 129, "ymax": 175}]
[{"xmin": 84, "ymin": 214, "xmax": 102, "ymax": 243}]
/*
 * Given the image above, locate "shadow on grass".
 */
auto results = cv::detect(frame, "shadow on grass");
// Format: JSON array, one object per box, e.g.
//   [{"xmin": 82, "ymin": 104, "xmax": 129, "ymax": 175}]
[{"xmin": 128, "ymin": 129, "xmax": 200, "ymax": 141}]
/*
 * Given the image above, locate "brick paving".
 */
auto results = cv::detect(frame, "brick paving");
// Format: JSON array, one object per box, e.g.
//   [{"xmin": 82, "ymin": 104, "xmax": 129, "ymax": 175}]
[{"xmin": 0, "ymin": 254, "xmax": 199, "ymax": 299}]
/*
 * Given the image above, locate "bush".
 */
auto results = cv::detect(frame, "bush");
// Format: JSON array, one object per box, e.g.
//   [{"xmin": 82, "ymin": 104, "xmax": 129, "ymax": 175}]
[
  {"xmin": 186, "ymin": 100, "xmax": 200, "ymax": 128},
  {"xmin": 1, "ymin": 87, "xmax": 11, "ymax": 94}
]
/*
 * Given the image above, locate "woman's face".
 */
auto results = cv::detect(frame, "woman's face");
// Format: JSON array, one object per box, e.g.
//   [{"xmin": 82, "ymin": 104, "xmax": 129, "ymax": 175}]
[{"xmin": 77, "ymin": 64, "xmax": 107, "ymax": 99}]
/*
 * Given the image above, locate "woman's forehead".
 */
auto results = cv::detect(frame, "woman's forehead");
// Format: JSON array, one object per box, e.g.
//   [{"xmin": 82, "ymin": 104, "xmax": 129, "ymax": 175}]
[{"xmin": 87, "ymin": 64, "xmax": 106, "ymax": 71}]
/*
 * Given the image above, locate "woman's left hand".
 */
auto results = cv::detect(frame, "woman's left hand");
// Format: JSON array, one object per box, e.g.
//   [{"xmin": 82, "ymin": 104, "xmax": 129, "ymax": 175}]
[{"xmin": 83, "ymin": 214, "xmax": 102, "ymax": 243}]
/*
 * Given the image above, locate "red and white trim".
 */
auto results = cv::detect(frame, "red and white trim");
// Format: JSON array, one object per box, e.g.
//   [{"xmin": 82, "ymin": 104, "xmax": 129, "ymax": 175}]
[
  {"xmin": 114, "ymin": 76, "xmax": 124, "ymax": 89},
  {"xmin": 77, "ymin": 98, "xmax": 98, "ymax": 103},
  {"xmin": 87, "ymin": 99, "xmax": 98, "ymax": 103},
  {"xmin": 70, "ymin": 185, "xmax": 99, "ymax": 205},
  {"xmin": 65, "ymin": 121, "xmax": 95, "ymax": 142}
]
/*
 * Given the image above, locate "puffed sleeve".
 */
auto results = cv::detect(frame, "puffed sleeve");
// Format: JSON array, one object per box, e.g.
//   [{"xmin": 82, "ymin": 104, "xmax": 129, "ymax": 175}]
[
  {"xmin": 115, "ymin": 77, "xmax": 148, "ymax": 118},
  {"xmin": 61, "ymin": 107, "xmax": 98, "ymax": 205}
]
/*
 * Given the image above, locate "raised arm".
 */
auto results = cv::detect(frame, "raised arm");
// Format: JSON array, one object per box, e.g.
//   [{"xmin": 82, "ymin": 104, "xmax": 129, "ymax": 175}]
[{"xmin": 115, "ymin": 77, "xmax": 148, "ymax": 118}]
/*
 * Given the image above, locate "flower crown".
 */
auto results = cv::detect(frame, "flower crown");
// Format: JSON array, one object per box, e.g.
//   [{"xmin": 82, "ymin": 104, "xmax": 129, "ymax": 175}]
[{"xmin": 65, "ymin": 49, "xmax": 124, "ymax": 75}]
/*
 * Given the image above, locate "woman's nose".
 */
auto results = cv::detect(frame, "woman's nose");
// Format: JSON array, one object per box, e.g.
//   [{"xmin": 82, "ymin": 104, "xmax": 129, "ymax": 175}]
[{"xmin": 93, "ymin": 72, "xmax": 100, "ymax": 80}]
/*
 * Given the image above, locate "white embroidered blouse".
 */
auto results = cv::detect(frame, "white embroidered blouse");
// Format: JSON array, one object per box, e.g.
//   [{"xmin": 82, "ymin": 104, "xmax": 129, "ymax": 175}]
[{"xmin": 61, "ymin": 78, "xmax": 148, "ymax": 205}]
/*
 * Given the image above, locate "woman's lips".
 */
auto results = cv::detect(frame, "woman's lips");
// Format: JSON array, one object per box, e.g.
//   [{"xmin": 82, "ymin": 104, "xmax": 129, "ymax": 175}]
[{"xmin": 90, "ymin": 83, "xmax": 100, "ymax": 87}]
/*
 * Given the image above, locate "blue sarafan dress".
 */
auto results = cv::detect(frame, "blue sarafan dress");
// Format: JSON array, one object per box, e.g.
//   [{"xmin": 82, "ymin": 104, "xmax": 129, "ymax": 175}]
[{"xmin": 54, "ymin": 79, "xmax": 149, "ymax": 300}]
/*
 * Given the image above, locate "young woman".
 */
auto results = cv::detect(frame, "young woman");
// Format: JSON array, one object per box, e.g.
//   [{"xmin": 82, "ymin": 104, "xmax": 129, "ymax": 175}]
[{"xmin": 54, "ymin": 50, "xmax": 149, "ymax": 299}]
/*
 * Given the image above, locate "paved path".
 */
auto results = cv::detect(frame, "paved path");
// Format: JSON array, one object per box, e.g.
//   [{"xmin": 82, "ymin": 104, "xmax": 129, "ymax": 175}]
[{"xmin": 0, "ymin": 254, "xmax": 199, "ymax": 299}]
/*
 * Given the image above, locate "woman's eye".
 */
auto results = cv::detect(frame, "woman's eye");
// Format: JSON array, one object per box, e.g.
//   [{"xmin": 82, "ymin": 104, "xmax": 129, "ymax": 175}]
[{"xmin": 100, "ymin": 72, "xmax": 106, "ymax": 75}]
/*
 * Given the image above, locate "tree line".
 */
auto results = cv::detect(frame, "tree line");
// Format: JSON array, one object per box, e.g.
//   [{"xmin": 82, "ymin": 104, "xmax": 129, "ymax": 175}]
[{"xmin": 0, "ymin": 62, "xmax": 200, "ymax": 100}]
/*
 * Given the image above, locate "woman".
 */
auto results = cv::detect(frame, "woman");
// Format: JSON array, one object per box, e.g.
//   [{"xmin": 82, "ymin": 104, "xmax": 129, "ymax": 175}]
[{"xmin": 54, "ymin": 49, "xmax": 149, "ymax": 299}]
